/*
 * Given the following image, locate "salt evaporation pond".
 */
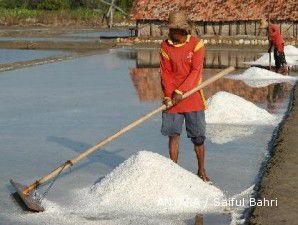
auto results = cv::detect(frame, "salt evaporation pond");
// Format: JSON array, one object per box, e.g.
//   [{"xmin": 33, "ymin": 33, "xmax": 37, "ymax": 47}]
[
  {"xmin": 0, "ymin": 47, "xmax": 296, "ymax": 225},
  {"xmin": 0, "ymin": 49, "xmax": 67, "ymax": 64}
]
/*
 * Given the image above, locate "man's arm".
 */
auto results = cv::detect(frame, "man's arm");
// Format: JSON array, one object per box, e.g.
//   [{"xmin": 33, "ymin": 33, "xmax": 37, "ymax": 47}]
[
  {"xmin": 160, "ymin": 46, "xmax": 174, "ymax": 100},
  {"xmin": 176, "ymin": 41, "xmax": 205, "ymax": 94}
]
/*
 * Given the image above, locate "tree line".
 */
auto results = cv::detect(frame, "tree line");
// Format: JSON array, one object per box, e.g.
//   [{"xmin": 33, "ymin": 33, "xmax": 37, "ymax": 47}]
[{"xmin": 0, "ymin": 0, "xmax": 134, "ymax": 11}]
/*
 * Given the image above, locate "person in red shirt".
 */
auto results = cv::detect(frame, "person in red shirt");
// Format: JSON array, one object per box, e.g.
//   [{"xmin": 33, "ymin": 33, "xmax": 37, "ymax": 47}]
[
  {"xmin": 160, "ymin": 11, "xmax": 209, "ymax": 182},
  {"xmin": 259, "ymin": 19, "xmax": 288, "ymax": 74}
]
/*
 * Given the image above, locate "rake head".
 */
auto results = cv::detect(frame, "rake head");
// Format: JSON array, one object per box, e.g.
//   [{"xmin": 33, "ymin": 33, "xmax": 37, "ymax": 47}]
[{"xmin": 10, "ymin": 179, "xmax": 44, "ymax": 212}]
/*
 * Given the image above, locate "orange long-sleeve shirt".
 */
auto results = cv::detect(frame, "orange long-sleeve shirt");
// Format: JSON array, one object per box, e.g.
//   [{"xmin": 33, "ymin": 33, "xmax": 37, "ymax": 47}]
[
  {"xmin": 269, "ymin": 24, "xmax": 285, "ymax": 53},
  {"xmin": 160, "ymin": 35, "xmax": 206, "ymax": 113}
]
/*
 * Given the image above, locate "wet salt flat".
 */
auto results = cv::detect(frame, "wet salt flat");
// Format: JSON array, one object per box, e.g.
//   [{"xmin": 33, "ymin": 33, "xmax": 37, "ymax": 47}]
[
  {"xmin": 0, "ymin": 47, "xmax": 297, "ymax": 225},
  {"xmin": 0, "ymin": 49, "xmax": 67, "ymax": 64}
]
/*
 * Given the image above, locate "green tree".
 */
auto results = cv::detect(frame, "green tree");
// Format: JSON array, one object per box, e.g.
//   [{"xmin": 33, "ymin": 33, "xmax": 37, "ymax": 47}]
[
  {"xmin": 37, "ymin": 0, "xmax": 69, "ymax": 10},
  {"xmin": 0, "ymin": 0, "xmax": 23, "ymax": 8},
  {"xmin": 118, "ymin": 0, "xmax": 133, "ymax": 11}
]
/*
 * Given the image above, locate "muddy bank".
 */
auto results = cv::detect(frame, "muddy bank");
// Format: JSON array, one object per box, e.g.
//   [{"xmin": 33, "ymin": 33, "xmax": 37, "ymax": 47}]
[
  {"xmin": 0, "ymin": 40, "xmax": 115, "ymax": 51},
  {"xmin": 0, "ymin": 51, "xmax": 103, "ymax": 73},
  {"xmin": 249, "ymin": 83, "xmax": 298, "ymax": 224}
]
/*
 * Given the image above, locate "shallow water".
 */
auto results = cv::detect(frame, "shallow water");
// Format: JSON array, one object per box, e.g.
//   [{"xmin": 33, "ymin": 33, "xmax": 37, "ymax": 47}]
[
  {"xmin": 65, "ymin": 29, "xmax": 135, "ymax": 38},
  {"xmin": 0, "ymin": 49, "xmax": 67, "ymax": 64},
  {"xmin": 0, "ymin": 47, "xmax": 296, "ymax": 225}
]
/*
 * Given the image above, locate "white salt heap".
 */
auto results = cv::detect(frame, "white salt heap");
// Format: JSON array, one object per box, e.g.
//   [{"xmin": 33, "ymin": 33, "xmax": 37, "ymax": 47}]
[
  {"xmin": 245, "ymin": 45, "xmax": 298, "ymax": 66},
  {"xmin": 205, "ymin": 92, "xmax": 278, "ymax": 125},
  {"xmin": 248, "ymin": 53, "xmax": 297, "ymax": 66},
  {"xmin": 284, "ymin": 45, "xmax": 298, "ymax": 56},
  {"xmin": 84, "ymin": 151, "xmax": 225, "ymax": 215},
  {"xmin": 229, "ymin": 67, "xmax": 298, "ymax": 87}
]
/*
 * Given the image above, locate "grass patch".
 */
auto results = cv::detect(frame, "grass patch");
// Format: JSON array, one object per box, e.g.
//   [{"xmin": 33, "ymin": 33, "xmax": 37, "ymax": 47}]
[{"xmin": 0, "ymin": 8, "xmax": 125, "ymax": 26}]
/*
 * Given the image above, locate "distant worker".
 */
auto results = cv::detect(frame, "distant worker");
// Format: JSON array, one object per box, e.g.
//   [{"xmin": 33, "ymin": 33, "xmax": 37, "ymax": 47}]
[
  {"xmin": 259, "ymin": 18, "xmax": 288, "ymax": 74},
  {"xmin": 160, "ymin": 11, "xmax": 209, "ymax": 182}
]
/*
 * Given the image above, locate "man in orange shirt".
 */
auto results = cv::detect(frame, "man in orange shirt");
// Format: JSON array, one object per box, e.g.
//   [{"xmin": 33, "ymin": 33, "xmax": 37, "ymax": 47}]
[
  {"xmin": 160, "ymin": 11, "xmax": 209, "ymax": 182},
  {"xmin": 259, "ymin": 18, "xmax": 288, "ymax": 74}
]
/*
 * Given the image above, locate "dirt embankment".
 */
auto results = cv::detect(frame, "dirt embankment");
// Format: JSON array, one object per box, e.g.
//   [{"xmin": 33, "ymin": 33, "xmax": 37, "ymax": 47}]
[
  {"xmin": 0, "ymin": 40, "xmax": 116, "ymax": 50},
  {"xmin": 249, "ymin": 84, "xmax": 298, "ymax": 225}
]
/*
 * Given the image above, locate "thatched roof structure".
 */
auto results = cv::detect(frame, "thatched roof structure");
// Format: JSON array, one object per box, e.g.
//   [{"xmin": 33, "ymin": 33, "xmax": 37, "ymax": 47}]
[{"xmin": 132, "ymin": 0, "xmax": 298, "ymax": 22}]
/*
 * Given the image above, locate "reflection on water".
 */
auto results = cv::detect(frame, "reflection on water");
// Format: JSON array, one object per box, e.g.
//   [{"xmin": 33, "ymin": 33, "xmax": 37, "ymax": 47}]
[
  {"xmin": 124, "ymin": 48, "xmax": 262, "ymax": 69},
  {"xmin": 130, "ymin": 68, "xmax": 163, "ymax": 101},
  {"xmin": 206, "ymin": 124, "xmax": 255, "ymax": 145},
  {"xmin": 128, "ymin": 67, "xmax": 292, "ymax": 114},
  {"xmin": 115, "ymin": 48, "xmax": 294, "ymax": 115},
  {"xmin": 195, "ymin": 215, "xmax": 204, "ymax": 225}
]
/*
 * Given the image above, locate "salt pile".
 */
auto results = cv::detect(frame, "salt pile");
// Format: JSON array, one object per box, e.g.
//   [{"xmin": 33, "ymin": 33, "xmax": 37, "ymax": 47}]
[
  {"xmin": 229, "ymin": 67, "xmax": 298, "ymax": 87},
  {"xmin": 246, "ymin": 45, "xmax": 298, "ymax": 66},
  {"xmin": 284, "ymin": 45, "xmax": 298, "ymax": 56},
  {"xmin": 247, "ymin": 53, "xmax": 297, "ymax": 66},
  {"xmin": 87, "ymin": 151, "xmax": 225, "ymax": 215},
  {"xmin": 205, "ymin": 92, "xmax": 278, "ymax": 125}
]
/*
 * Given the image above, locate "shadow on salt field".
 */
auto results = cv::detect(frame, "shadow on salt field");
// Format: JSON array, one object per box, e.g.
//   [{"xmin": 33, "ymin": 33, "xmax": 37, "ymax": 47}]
[
  {"xmin": 47, "ymin": 136, "xmax": 126, "ymax": 168},
  {"xmin": 0, "ymin": 47, "xmax": 296, "ymax": 225}
]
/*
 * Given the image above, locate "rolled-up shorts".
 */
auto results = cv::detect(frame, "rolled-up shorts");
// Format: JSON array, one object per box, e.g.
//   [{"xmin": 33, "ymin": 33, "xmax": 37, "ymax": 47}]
[{"xmin": 161, "ymin": 111, "xmax": 206, "ymax": 146}]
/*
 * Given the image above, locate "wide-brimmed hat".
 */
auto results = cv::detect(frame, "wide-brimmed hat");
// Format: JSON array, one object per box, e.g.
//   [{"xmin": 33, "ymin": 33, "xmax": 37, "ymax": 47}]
[
  {"xmin": 259, "ymin": 18, "xmax": 269, "ymax": 29},
  {"xmin": 168, "ymin": 11, "xmax": 190, "ymax": 30}
]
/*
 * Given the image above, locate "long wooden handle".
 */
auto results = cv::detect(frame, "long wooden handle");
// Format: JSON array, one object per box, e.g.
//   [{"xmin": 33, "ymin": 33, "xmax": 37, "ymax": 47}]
[
  {"xmin": 23, "ymin": 66, "xmax": 235, "ymax": 195},
  {"xmin": 269, "ymin": 51, "xmax": 272, "ymax": 70}
]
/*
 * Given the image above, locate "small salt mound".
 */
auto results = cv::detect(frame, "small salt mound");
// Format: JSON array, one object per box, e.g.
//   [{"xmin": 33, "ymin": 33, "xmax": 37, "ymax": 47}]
[
  {"xmin": 248, "ymin": 53, "xmax": 297, "ymax": 66},
  {"xmin": 234, "ymin": 67, "xmax": 297, "ymax": 80},
  {"xmin": 284, "ymin": 45, "xmax": 298, "ymax": 56},
  {"xmin": 229, "ymin": 67, "xmax": 298, "ymax": 87},
  {"xmin": 90, "ymin": 151, "xmax": 225, "ymax": 215},
  {"xmin": 205, "ymin": 92, "xmax": 278, "ymax": 125}
]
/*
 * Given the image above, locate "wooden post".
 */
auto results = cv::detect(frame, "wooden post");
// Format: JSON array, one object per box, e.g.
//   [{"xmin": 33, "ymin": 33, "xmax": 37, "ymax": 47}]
[
  {"xmin": 244, "ymin": 21, "xmax": 247, "ymax": 35},
  {"xmin": 212, "ymin": 23, "xmax": 217, "ymax": 35},
  {"xmin": 254, "ymin": 21, "xmax": 257, "ymax": 36},
  {"xmin": 136, "ymin": 20, "xmax": 139, "ymax": 37},
  {"xmin": 229, "ymin": 23, "xmax": 231, "ymax": 36},
  {"xmin": 236, "ymin": 22, "xmax": 240, "ymax": 35},
  {"xmin": 108, "ymin": 0, "xmax": 115, "ymax": 28}
]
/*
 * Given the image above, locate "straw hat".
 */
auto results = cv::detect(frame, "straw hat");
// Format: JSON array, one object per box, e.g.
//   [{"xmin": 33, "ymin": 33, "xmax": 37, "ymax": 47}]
[
  {"xmin": 168, "ymin": 11, "xmax": 190, "ymax": 30},
  {"xmin": 259, "ymin": 18, "xmax": 269, "ymax": 29}
]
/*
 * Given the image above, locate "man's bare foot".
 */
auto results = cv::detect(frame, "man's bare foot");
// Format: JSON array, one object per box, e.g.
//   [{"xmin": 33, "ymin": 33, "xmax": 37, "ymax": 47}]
[{"xmin": 197, "ymin": 170, "xmax": 210, "ymax": 182}]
